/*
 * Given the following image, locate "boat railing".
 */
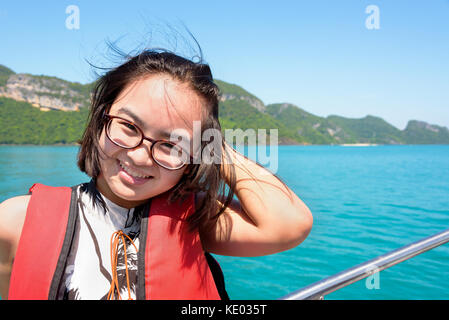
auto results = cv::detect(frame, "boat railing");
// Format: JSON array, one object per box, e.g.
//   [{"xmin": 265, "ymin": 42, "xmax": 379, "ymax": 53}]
[{"xmin": 280, "ymin": 227, "xmax": 449, "ymax": 300}]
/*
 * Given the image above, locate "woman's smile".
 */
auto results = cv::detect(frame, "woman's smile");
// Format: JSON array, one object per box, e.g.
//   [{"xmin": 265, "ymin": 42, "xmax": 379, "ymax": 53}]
[{"xmin": 117, "ymin": 159, "xmax": 154, "ymax": 186}]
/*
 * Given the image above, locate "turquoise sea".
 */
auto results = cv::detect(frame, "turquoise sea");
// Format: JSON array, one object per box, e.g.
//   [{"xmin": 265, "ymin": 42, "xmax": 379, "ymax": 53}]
[{"xmin": 0, "ymin": 145, "xmax": 448, "ymax": 300}]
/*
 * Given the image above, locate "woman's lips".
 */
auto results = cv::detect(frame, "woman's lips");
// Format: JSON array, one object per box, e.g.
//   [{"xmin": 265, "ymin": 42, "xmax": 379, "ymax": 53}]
[{"xmin": 117, "ymin": 159, "xmax": 153, "ymax": 186}]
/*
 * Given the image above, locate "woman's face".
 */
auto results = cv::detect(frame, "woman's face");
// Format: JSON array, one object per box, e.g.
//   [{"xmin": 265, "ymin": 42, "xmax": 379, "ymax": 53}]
[{"xmin": 96, "ymin": 74, "xmax": 203, "ymax": 208}]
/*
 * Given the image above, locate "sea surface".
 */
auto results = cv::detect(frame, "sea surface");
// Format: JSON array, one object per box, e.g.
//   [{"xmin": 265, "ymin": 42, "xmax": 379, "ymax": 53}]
[{"xmin": 1, "ymin": 145, "xmax": 448, "ymax": 300}]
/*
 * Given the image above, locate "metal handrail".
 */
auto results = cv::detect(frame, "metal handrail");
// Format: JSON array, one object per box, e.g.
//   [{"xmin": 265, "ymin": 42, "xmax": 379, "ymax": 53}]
[{"xmin": 280, "ymin": 227, "xmax": 449, "ymax": 300}]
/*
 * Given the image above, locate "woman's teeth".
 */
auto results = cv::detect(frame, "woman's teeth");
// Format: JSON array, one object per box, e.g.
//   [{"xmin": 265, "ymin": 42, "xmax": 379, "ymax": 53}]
[{"xmin": 119, "ymin": 161, "xmax": 151, "ymax": 179}]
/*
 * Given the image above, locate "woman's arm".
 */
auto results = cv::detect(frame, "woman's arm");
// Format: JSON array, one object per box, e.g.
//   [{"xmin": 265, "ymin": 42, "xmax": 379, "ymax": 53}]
[
  {"xmin": 0, "ymin": 195, "xmax": 30, "ymax": 299},
  {"xmin": 199, "ymin": 143, "xmax": 313, "ymax": 257}
]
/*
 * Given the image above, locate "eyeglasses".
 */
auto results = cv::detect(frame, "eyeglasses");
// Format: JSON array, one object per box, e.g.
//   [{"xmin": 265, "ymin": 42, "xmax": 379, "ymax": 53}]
[{"xmin": 103, "ymin": 114, "xmax": 190, "ymax": 170}]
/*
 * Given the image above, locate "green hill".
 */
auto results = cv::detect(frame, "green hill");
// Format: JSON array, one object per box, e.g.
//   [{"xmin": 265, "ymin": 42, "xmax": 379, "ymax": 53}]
[
  {"xmin": 0, "ymin": 63, "xmax": 448, "ymax": 145},
  {"xmin": 266, "ymin": 103, "xmax": 335, "ymax": 144},
  {"xmin": 326, "ymin": 114, "xmax": 404, "ymax": 144},
  {"xmin": 0, "ymin": 97, "xmax": 88, "ymax": 144},
  {"xmin": 403, "ymin": 120, "xmax": 449, "ymax": 144},
  {"xmin": 0, "ymin": 64, "xmax": 15, "ymax": 87}
]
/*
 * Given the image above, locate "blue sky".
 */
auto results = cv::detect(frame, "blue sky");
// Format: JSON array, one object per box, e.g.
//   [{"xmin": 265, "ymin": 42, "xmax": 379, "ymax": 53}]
[{"xmin": 1, "ymin": 0, "xmax": 448, "ymax": 130}]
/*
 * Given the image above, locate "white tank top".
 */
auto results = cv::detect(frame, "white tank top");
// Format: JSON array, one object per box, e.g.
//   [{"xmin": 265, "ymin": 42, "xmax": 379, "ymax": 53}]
[{"xmin": 57, "ymin": 182, "xmax": 143, "ymax": 300}]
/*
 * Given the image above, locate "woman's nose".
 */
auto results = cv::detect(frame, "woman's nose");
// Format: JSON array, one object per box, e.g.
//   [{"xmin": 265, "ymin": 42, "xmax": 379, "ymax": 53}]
[{"xmin": 126, "ymin": 140, "xmax": 156, "ymax": 167}]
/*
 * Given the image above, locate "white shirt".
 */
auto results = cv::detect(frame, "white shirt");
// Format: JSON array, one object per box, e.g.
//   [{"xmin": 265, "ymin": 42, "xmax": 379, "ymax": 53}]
[{"xmin": 57, "ymin": 182, "xmax": 142, "ymax": 300}]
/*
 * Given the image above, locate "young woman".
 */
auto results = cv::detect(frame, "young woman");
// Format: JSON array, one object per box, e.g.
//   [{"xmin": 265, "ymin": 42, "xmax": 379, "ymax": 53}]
[{"xmin": 0, "ymin": 50, "xmax": 313, "ymax": 300}]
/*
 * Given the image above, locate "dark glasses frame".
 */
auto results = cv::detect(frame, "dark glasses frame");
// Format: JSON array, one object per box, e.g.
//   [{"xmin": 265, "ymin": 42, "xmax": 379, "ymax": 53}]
[{"xmin": 103, "ymin": 113, "xmax": 192, "ymax": 170}]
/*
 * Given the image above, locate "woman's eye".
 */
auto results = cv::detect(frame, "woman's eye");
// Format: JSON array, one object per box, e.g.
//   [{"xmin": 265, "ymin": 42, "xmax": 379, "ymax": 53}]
[
  {"xmin": 160, "ymin": 142, "xmax": 175, "ymax": 149},
  {"xmin": 120, "ymin": 121, "xmax": 137, "ymax": 132}
]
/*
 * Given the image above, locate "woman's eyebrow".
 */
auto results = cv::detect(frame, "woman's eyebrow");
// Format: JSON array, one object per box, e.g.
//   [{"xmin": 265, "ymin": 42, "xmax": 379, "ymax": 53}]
[
  {"xmin": 117, "ymin": 107, "xmax": 146, "ymax": 129},
  {"xmin": 116, "ymin": 106, "xmax": 188, "ymax": 140}
]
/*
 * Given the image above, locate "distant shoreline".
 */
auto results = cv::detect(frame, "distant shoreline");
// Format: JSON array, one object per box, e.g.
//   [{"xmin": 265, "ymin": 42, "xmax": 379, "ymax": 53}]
[{"xmin": 339, "ymin": 143, "xmax": 379, "ymax": 147}]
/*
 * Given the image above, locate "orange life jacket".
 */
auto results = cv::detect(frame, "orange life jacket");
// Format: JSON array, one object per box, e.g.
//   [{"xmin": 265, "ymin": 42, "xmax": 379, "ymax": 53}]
[{"xmin": 8, "ymin": 182, "xmax": 228, "ymax": 300}]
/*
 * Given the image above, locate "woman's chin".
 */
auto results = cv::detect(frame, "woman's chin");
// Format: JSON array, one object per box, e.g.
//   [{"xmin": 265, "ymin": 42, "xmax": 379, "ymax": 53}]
[
  {"xmin": 109, "ymin": 177, "xmax": 160, "ymax": 204},
  {"xmin": 108, "ymin": 188, "xmax": 149, "ymax": 208}
]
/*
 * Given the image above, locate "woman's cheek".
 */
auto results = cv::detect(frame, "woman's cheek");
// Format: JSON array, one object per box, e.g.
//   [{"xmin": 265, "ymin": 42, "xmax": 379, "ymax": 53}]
[
  {"xmin": 159, "ymin": 169, "xmax": 186, "ymax": 191},
  {"xmin": 99, "ymin": 129, "xmax": 111, "ymax": 156},
  {"xmin": 98, "ymin": 129, "xmax": 121, "ymax": 160}
]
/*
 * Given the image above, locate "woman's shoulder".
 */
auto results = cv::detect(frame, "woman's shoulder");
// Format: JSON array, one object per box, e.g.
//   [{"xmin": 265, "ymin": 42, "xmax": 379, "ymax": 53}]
[{"xmin": 0, "ymin": 194, "xmax": 31, "ymax": 244}]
